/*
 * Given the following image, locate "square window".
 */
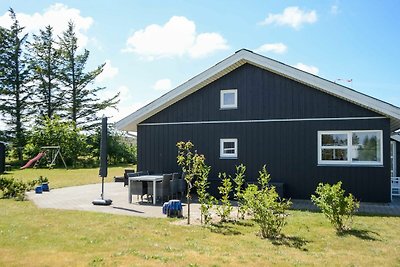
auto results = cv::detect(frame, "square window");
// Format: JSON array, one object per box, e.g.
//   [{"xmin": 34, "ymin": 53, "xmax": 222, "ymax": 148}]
[
  {"xmin": 220, "ymin": 89, "xmax": 237, "ymax": 109},
  {"xmin": 220, "ymin": 138, "xmax": 238, "ymax": 158}
]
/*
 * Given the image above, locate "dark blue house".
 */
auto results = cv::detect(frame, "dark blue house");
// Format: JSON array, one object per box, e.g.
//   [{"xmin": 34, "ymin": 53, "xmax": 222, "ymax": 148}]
[{"xmin": 117, "ymin": 49, "xmax": 400, "ymax": 202}]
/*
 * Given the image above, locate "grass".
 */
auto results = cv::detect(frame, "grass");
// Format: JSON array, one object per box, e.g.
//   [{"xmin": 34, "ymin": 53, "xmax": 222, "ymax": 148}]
[
  {"xmin": 0, "ymin": 199, "xmax": 400, "ymax": 266},
  {"xmin": 1, "ymin": 165, "xmax": 135, "ymax": 188},
  {"xmin": 1, "ymin": 167, "xmax": 400, "ymax": 266}
]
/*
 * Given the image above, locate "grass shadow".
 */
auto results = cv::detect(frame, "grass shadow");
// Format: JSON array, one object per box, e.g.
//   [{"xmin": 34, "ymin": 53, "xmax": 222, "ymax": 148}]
[
  {"xmin": 271, "ymin": 234, "xmax": 309, "ymax": 251},
  {"xmin": 231, "ymin": 220, "xmax": 254, "ymax": 227},
  {"xmin": 209, "ymin": 222, "xmax": 242, "ymax": 236},
  {"xmin": 337, "ymin": 228, "xmax": 381, "ymax": 241}
]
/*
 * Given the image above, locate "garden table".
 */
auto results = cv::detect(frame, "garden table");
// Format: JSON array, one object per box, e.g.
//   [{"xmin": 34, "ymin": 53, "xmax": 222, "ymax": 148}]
[{"xmin": 128, "ymin": 175, "xmax": 163, "ymax": 205}]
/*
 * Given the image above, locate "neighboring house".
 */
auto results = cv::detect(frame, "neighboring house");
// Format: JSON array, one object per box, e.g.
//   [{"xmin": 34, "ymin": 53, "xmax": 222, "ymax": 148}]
[
  {"xmin": 116, "ymin": 49, "xmax": 400, "ymax": 202},
  {"xmin": 390, "ymin": 133, "xmax": 400, "ymax": 177}
]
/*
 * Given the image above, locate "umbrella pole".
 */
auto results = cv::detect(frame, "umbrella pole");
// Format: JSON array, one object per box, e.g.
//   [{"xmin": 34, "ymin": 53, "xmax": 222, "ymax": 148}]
[{"xmin": 101, "ymin": 177, "xmax": 104, "ymax": 199}]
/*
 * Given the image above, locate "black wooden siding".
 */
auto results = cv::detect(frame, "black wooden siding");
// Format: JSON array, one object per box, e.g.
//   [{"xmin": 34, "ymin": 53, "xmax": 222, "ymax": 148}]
[
  {"xmin": 0, "ymin": 142, "xmax": 5, "ymax": 174},
  {"xmin": 138, "ymin": 63, "xmax": 391, "ymax": 202}
]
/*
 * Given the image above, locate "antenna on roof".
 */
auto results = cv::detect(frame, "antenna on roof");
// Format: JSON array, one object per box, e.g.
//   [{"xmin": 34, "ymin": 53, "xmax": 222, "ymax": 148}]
[{"xmin": 334, "ymin": 78, "xmax": 353, "ymax": 88}]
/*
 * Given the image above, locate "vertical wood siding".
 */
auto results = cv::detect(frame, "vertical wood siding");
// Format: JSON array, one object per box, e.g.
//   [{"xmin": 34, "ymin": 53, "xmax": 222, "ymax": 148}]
[{"xmin": 137, "ymin": 63, "xmax": 391, "ymax": 202}]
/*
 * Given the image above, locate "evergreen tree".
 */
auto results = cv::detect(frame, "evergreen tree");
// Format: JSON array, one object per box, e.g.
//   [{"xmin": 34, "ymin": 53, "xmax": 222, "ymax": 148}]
[
  {"xmin": 58, "ymin": 21, "xmax": 119, "ymax": 130},
  {"xmin": 29, "ymin": 25, "xmax": 64, "ymax": 120},
  {"xmin": 0, "ymin": 9, "xmax": 32, "ymax": 160}
]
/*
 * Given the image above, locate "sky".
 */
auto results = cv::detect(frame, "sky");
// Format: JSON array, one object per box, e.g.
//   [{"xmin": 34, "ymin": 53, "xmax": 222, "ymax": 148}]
[{"xmin": 0, "ymin": 1, "xmax": 399, "ymax": 131}]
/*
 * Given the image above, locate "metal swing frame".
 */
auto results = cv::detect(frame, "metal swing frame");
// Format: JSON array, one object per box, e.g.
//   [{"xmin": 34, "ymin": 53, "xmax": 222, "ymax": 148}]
[{"xmin": 39, "ymin": 146, "xmax": 68, "ymax": 169}]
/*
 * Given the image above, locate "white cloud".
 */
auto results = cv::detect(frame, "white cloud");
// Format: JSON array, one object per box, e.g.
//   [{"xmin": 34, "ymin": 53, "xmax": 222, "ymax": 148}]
[
  {"xmin": 260, "ymin": 6, "xmax": 317, "ymax": 29},
  {"xmin": 254, "ymin": 43, "xmax": 287, "ymax": 54},
  {"xmin": 153, "ymin": 79, "xmax": 172, "ymax": 91},
  {"xmin": 124, "ymin": 16, "xmax": 229, "ymax": 60},
  {"xmin": 0, "ymin": 3, "xmax": 93, "ymax": 48},
  {"xmin": 96, "ymin": 60, "xmax": 119, "ymax": 83},
  {"xmin": 294, "ymin": 63, "xmax": 319, "ymax": 75},
  {"xmin": 189, "ymin": 33, "xmax": 229, "ymax": 58}
]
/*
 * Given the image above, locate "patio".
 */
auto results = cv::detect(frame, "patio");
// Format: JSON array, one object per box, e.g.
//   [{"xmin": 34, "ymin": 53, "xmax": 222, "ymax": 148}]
[{"xmin": 27, "ymin": 182, "xmax": 400, "ymax": 218}]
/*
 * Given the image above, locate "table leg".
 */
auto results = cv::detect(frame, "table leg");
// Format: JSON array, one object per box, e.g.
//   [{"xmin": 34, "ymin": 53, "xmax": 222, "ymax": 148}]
[
  {"xmin": 153, "ymin": 180, "xmax": 156, "ymax": 205},
  {"xmin": 128, "ymin": 179, "xmax": 132, "ymax": 203}
]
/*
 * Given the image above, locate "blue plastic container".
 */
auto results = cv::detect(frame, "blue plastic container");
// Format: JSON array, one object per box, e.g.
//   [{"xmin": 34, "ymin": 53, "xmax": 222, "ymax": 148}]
[
  {"xmin": 35, "ymin": 186, "xmax": 43, "ymax": 194},
  {"xmin": 41, "ymin": 183, "xmax": 49, "ymax": 192}
]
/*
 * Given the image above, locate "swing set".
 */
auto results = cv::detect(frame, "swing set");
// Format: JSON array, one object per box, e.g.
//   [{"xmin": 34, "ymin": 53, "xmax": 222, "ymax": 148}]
[{"xmin": 20, "ymin": 146, "xmax": 67, "ymax": 169}]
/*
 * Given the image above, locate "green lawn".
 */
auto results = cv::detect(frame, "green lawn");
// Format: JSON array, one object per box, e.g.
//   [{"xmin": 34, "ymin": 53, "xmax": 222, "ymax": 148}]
[
  {"xmin": 1, "ymin": 167, "xmax": 400, "ymax": 266},
  {"xmin": 1, "ymin": 165, "xmax": 134, "ymax": 188}
]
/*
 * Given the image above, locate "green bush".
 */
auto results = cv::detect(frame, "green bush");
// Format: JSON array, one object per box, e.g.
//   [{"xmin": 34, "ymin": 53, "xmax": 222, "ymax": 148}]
[
  {"xmin": 311, "ymin": 181, "xmax": 359, "ymax": 232},
  {"xmin": 233, "ymin": 164, "xmax": 246, "ymax": 220},
  {"xmin": 25, "ymin": 116, "xmax": 86, "ymax": 167},
  {"xmin": 216, "ymin": 172, "xmax": 233, "ymax": 222},
  {"xmin": 0, "ymin": 176, "xmax": 48, "ymax": 201},
  {"xmin": 194, "ymin": 161, "xmax": 217, "ymax": 225},
  {"xmin": 243, "ymin": 165, "xmax": 291, "ymax": 239},
  {"xmin": 0, "ymin": 176, "xmax": 29, "ymax": 200}
]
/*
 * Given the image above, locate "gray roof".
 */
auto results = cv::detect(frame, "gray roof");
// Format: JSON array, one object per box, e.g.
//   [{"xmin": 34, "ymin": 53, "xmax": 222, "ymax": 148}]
[{"xmin": 116, "ymin": 49, "xmax": 400, "ymax": 132}]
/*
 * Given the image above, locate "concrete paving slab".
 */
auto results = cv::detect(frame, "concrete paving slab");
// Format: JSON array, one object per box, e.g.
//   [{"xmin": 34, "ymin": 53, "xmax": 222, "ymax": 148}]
[{"xmin": 27, "ymin": 182, "xmax": 202, "ymax": 219}]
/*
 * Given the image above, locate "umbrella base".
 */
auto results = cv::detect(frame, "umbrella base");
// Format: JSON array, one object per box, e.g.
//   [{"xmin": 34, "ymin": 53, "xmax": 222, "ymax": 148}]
[{"xmin": 92, "ymin": 198, "xmax": 112, "ymax": 206}]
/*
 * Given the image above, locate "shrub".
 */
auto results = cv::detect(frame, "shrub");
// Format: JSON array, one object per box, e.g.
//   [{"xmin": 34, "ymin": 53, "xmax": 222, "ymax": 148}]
[
  {"xmin": 233, "ymin": 164, "xmax": 246, "ymax": 219},
  {"xmin": 0, "ymin": 176, "xmax": 29, "ymax": 200},
  {"xmin": 194, "ymin": 162, "xmax": 217, "ymax": 225},
  {"xmin": 311, "ymin": 181, "xmax": 359, "ymax": 232},
  {"xmin": 0, "ymin": 176, "xmax": 48, "ymax": 201},
  {"xmin": 243, "ymin": 165, "xmax": 291, "ymax": 239},
  {"xmin": 216, "ymin": 172, "xmax": 233, "ymax": 222}
]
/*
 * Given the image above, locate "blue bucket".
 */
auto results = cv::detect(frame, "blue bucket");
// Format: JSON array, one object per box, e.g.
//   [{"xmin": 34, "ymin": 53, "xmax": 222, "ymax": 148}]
[
  {"xmin": 42, "ymin": 183, "xmax": 49, "ymax": 192},
  {"xmin": 35, "ymin": 186, "xmax": 43, "ymax": 194}
]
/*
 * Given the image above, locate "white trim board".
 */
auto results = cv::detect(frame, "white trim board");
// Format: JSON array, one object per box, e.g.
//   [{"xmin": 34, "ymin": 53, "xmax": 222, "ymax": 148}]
[
  {"xmin": 139, "ymin": 116, "xmax": 386, "ymax": 127},
  {"xmin": 116, "ymin": 49, "xmax": 400, "ymax": 132}
]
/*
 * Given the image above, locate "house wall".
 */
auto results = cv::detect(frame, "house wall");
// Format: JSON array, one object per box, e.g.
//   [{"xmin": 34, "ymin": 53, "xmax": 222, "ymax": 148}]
[
  {"xmin": 0, "ymin": 142, "xmax": 5, "ymax": 174},
  {"xmin": 138, "ymin": 63, "xmax": 391, "ymax": 202}
]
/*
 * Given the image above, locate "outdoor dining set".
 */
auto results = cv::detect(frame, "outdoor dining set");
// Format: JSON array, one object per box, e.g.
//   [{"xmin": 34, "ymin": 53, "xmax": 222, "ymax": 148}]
[{"xmin": 125, "ymin": 170, "xmax": 186, "ymax": 205}]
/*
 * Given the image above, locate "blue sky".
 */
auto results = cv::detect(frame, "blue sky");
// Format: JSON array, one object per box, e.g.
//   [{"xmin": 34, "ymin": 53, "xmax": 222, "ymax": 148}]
[{"xmin": 0, "ymin": 1, "xmax": 399, "ymax": 128}]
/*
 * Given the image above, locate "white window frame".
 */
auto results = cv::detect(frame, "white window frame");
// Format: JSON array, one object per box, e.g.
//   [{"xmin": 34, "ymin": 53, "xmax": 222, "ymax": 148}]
[
  {"xmin": 220, "ymin": 89, "xmax": 238, "ymax": 109},
  {"xmin": 220, "ymin": 138, "xmax": 238, "ymax": 159},
  {"xmin": 318, "ymin": 130, "xmax": 383, "ymax": 166}
]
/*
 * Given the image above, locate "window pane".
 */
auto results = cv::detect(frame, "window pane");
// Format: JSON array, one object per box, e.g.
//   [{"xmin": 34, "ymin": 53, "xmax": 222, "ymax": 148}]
[
  {"xmin": 322, "ymin": 149, "xmax": 348, "ymax": 161},
  {"xmin": 223, "ymin": 142, "xmax": 235, "ymax": 153},
  {"xmin": 352, "ymin": 132, "xmax": 381, "ymax": 162},
  {"xmin": 223, "ymin": 93, "xmax": 235, "ymax": 105},
  {"xmin": 321, "ymin": 134, "xmax": 347, "ymax": 146}
]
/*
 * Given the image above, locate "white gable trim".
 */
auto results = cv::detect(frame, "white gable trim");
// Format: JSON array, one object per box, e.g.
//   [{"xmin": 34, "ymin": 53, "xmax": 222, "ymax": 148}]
[{"xmin": 116, "ymin": 49, "xmax": 400, "ymax": 132}]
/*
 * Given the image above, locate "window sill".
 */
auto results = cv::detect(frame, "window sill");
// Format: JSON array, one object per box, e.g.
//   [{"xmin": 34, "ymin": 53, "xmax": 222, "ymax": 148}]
[
  {"xmin": 220, "ymin": 107, "xmax": 238, "ymax": 110},
  {"xmin": 220, "ymin": 157, "xmax": 238, "ymax": 160},
  {"xmin": 317, "ymin": 164, "xmax": 384, "ymax": 167}
]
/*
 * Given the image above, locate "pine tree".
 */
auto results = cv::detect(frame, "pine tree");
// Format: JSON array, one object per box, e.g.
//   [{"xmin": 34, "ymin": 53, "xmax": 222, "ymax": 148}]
[
  {"xmin": 29, "ymin": 25, "xmax": 64, "ymax": 120},
  {"xmin": 0, "ymin": 9, "xmax": 32, "ymax": 160},
  {"xmin": 58, "ymin": 21, "xmax": 119, "ymax": 130}
]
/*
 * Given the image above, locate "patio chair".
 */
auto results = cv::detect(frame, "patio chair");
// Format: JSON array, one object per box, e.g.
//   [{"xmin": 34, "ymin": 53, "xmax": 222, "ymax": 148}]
[
  {"xmin": 128, "ymin": 172, "xmax": 148, "ymax": 201},
  {"xmin": 123, "ymin": 168, "xmax": 136, "ymax": 186},
  {"xmin": 170, "ymin": 173, "xmax": 179, "ymax": 199},
  {"xmin": 178, "ymin": 172, "xmax": 187, "ymax": 199},
  {"xmin": 147, "ymin": 173, "xmax": 172, "ymax": 203}
]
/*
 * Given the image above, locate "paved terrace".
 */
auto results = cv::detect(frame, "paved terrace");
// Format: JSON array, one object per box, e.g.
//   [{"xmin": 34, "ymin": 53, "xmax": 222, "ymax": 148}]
[{"xmin": 27, "ymin": 182, "xmax": 400, "ymax": 218}]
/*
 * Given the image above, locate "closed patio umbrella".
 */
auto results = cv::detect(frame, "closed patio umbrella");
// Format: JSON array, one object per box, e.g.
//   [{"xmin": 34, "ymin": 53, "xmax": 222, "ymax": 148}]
[{"xmin": 93, "ymin": 117, "xmax": 112, "ymax": 205}]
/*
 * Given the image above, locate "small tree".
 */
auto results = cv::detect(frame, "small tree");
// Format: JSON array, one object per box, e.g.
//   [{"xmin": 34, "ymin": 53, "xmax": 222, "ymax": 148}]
[
  {"xmin": 233, "ymin": 164, "xmax": 246, "ymax": 219},
  {"xmin": 243, "ymin": 165, "xmax": 291, "ymax": 239},
  {"xmin": 311, "ymin": 181, "xmax": 359, "ymax": 232},
  {"xmin": 177, "ymin": 141, "xmax": 206, "ymax": 225},
  {"xmin": 194, "ymin": 160, "xmax": 216, "ymax": 225},
  {"xmin": 216, "ymin": 172, "xmax": 233, "ymax": 222}
]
